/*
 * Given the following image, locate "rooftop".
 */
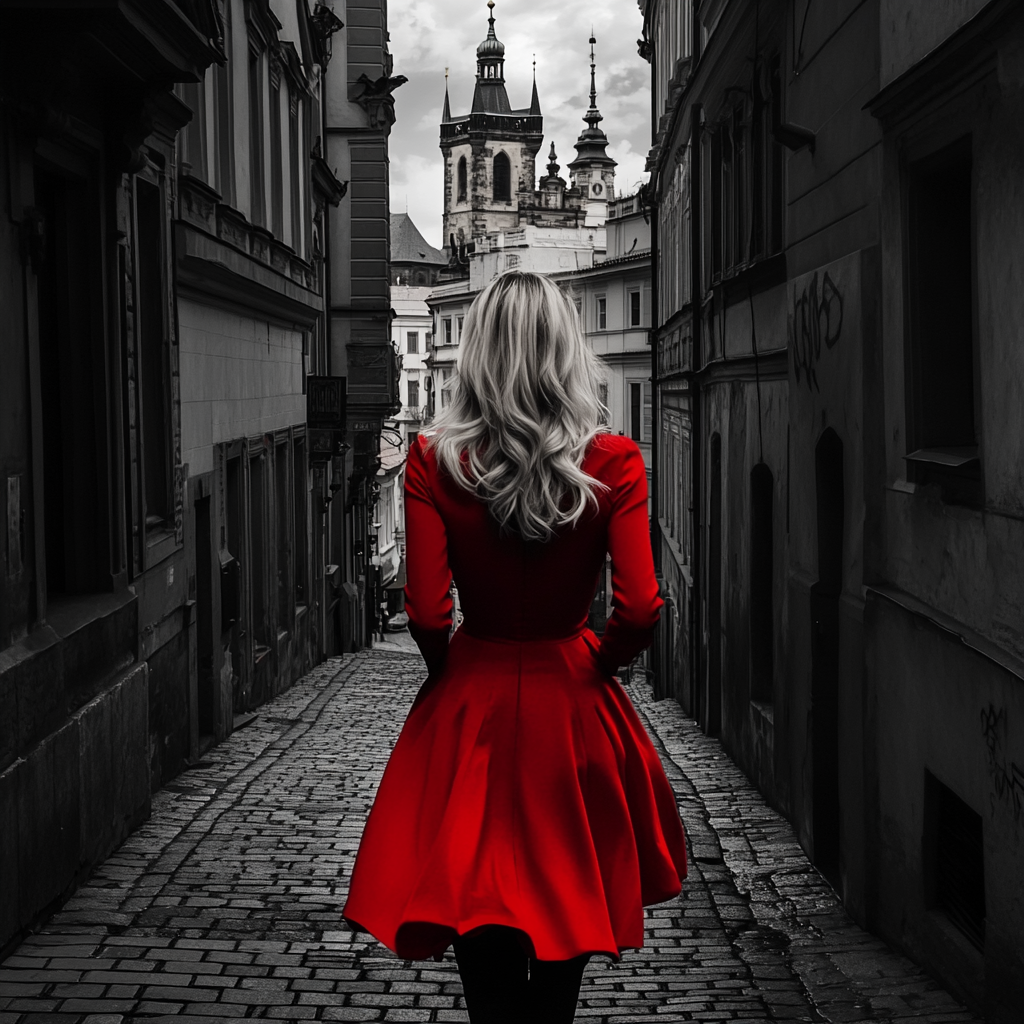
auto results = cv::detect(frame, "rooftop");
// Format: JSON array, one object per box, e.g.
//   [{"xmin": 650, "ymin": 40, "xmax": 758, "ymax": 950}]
[{"xmin": 391, "ymin": 213, "xmax": 447, "ymax": 266}]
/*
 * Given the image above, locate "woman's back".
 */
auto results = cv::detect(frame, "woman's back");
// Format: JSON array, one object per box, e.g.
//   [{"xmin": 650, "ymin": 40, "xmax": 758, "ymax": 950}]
[{"xmin": 405, "ymin": 432, "xmax": 662, "ymax": 665}]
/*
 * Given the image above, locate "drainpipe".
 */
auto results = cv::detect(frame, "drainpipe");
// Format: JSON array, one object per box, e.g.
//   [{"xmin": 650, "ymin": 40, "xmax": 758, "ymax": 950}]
[
  {"xmin": 688, "ymin": 103, "xmax": 703, "ymax": 721},
  {"xmin": 646, "ymin": 6, "xmax": 663, "ymax": 697}
]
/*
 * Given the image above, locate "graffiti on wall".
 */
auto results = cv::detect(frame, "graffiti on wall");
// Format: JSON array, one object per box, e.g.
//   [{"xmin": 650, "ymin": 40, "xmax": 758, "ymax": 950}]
[
  {"xmin": 792, "ymin": 270, "xmax": 844, "ymax": 391},
  {"xmin": 981, "ymin": 703, "xmax": 1024, "ymax": 825}
]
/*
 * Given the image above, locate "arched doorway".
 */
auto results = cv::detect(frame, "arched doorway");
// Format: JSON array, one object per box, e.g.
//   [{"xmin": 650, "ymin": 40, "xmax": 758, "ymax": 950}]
[{"xmin": 812, "ymin": 428, "xmax": 844, "ymax": 883}]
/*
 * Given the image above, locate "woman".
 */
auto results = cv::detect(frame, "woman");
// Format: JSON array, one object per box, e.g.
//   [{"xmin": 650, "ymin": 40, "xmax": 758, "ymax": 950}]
[{"xmin": 342, "ymin": 271, "xmax": 687, "ymax": 1022}]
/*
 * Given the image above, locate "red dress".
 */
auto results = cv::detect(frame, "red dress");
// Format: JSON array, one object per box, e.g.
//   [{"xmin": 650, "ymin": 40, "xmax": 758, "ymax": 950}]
[{"xmin": 342, "ymin": 433, "xmax": 687, "ymax": 961}]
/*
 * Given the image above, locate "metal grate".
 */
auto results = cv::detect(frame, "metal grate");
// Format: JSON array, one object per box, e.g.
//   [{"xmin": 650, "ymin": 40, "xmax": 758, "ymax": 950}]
[{"xmin": 935, "ymin": 778, "xmax": 986, "ymax": 950}]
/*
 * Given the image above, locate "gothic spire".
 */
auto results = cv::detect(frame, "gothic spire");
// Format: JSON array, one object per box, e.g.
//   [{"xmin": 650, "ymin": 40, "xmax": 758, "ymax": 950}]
[
  {"xmin": 442, "ymin": 66, "xmax": 451, "ymax": 122},
  {"xmin": 529, "ymin": 55, "xmax": 541, "ymax": 115}
]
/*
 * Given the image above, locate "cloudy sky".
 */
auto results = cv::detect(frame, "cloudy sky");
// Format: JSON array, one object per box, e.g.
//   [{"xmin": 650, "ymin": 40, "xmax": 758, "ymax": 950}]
[{"xmin": 387, "ymin": 0, "xmax": 651, "ymax": 249}]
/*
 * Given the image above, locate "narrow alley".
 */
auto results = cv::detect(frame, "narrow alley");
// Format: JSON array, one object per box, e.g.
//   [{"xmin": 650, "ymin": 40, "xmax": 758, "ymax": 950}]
[{"xmin": 0, "ymin": 647, "xmax": 979, "ymax": 1023}]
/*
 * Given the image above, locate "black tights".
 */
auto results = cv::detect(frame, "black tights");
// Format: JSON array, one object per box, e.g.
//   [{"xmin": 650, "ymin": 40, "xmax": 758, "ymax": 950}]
[{"xmin": 453, "ymin": 927, "xmax": 589, "ymax": 1024}]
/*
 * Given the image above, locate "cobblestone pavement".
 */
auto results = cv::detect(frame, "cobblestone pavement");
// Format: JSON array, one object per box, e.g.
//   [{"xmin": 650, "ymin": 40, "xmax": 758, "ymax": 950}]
[{"xmin": 0, "ymin": 646, "xmax": 981, "ymax": 1023}]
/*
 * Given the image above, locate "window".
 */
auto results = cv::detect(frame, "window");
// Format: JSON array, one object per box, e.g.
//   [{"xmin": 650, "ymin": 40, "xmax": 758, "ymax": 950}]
[
  {"xmin": 443, "ymin": 318, "xmax": 452, "ymax": 345},
  {"xmin": 181, "ymin": 79, "xmax": 208, "ymax": 179},
  {"xmin": 35, "ymin": 163, "xmax": 104, "ymax": 595},
  {"xmin": 598, "ymin": 383, "xmax": 609, "ymax": 426},
  {"xmin": 407, "ymin": 379, "xmax": 419, "ymax": 408},
  {"xmin": 248, "ymin": 45, "xmax": 265, "ymax": 227},
  {"xmin": 493, "ymin": 152, "xmax": 511, "ymax": 201},
  {"xmin": 927, "ymin": 771, "xmax": 986, "ymax": 950},
  {"xmin": 289, "ymin": 93, "xmax": 303, "ymax": 252},
  {"xmin": 706, "ymin": 54, "xmax": 784, "ymax": 283},
  {"xmin": 457, "ymin": 155, "xmax": 467, "ymax": 202},
  {"xmin": 136, "ymin": 178, "xmax": 171, "ymax": 526},
  {"xmin": 269, "ymin": 70, "xmax": 283, "ymax": 236},
  {"xmin": 905, "ymin": 135, "xmax": 978, "ymax": 498},
  {"xmin": 597, "ymin": 296, "xmax": 607, "ymax": 330},
  {"xmin": 629, "ymin": 289, "xmax": 642, "ymax": 327},
  {"xmin": 407, "ymin": 331, "xmax": 419, "ymax": 354},
  {"xmin": 212, "ymin": 0, "xmax": 234, "ymax": 202},
  {"xmin": 629, "ymin": 381, "xmax": 651, "ymax": 442},
  {"xmin": 456, "ymin": 316, "xmax": 464, "ymax": 341}
]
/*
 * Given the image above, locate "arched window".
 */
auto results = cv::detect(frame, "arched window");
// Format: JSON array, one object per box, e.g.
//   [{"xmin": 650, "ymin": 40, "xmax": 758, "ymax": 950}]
[
  {"xmin": 457, "ymin": 156, "xmax": 467, "ymax": 203},
  {"xmin": 493, "ymin": 152, "xmax": 511, "ymax": 202}
]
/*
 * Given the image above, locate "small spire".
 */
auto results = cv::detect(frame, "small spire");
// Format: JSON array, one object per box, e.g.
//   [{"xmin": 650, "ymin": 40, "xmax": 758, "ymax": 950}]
[
  {"xmin": 588, "ymin": 32, "xmax": 598, "ymax": 113},
  {"xmin": 486, "ymin": 0, "xmax": 496, "ymax": 38},
  {"xmin": 442, "ymin": 67, "xmax": 451, "ymax": 121},
  {"xmin": 529, "ymin": 72, "xmax": 541, "ymax": 115},
  {"xmin": 546, "ymin": 142, "xmax": 559, "ymax": 178}
]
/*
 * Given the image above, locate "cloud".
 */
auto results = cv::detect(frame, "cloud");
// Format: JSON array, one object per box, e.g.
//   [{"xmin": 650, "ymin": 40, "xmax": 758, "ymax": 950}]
[{"xmin": 388, "ymin": 0, "xmax": 650, "ymax": 248}]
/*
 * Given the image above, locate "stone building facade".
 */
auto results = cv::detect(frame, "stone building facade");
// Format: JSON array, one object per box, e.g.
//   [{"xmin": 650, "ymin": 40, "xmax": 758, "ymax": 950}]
[
  {"xmin": 321, "ymin": 0, "xmax": 402, "ymax": 653},
  {"xmin": 642, "ymin": 0, "xmax": 1024, "ymax": 1018},
  {"xmin": 173, "ymin": 0, "xmax": 348, "ymax": 754},
  {"xmin": 0, "ymin": 0, "xmax": 222, "ymax": 952},
  {"xmin": 0, "ymin": 0, "xmax": 399, "ymax": 953}
]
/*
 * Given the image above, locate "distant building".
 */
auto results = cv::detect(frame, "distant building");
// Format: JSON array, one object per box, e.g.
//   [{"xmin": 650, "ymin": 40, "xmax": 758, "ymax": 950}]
[
  {"xmin": 427, "ymin": 5, "xmax": 624, "ymax": 417},
  {"xmin": 389, "ymin": 213, "xmax": 445, "ymax": 451},
  {"xmin": 553, "ymin": 194, "xmax": 653, "ymax": 464},
  {"xmin": 390, "ymin": 212, "xmax": 447, "ymax": 287}
]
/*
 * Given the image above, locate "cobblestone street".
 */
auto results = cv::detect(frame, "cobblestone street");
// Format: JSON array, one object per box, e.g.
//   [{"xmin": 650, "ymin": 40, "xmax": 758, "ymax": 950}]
[{"xmin": 0, "ymin": 647, "xmax": 981, "ymax": 1023}]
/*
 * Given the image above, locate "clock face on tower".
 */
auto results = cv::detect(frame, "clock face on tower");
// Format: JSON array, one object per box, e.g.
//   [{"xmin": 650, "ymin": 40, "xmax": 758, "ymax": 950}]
[{"xmin": 592, "ymin": 182, "xmax": 603, "ymax": 195}]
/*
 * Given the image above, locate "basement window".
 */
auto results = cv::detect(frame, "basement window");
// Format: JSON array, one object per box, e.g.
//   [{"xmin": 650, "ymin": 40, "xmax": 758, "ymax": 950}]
[{"xmin": 926, "ymin": 771, "xmax": 986, "ymax": 950}]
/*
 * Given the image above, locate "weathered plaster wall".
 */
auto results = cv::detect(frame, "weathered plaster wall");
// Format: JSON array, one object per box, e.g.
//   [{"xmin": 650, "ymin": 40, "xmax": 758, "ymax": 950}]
[
  {"xmin": 866, "ymin": 597, "xmax": 1024, "ymax": 1019},
  {"xmin": 178, "ymin": 299, "xmax": 305, "ymax": 477},
  {"xmin": 879, "ymin": 0, "xmax": 990, "ymax": 86}
]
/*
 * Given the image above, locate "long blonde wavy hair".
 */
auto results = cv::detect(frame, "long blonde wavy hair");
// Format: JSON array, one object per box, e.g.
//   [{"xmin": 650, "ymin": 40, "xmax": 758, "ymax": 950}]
[{"xmin": 428, "ymin": 271, "xmax": 609, "ymax": 541}]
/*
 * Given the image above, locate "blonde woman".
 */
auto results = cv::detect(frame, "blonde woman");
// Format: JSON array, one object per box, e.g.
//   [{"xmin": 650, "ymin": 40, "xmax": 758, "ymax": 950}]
[{"xmin": 343, "ymin": 271, "xmax": 687, "ymax": 1023}]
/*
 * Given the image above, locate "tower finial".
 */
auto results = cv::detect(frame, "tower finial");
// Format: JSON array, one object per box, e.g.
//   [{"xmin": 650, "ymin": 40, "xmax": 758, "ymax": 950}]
[
  {"xmin": 487, "ymin": 0, "xmax": 496, "ymax": 36},
  {"xmin": 589, "ymin": 32, "xmax": 598, "ymax": 112},
  {"xmin": 547, "ymin": 141, "xmax": 560, "ymax": 178}
]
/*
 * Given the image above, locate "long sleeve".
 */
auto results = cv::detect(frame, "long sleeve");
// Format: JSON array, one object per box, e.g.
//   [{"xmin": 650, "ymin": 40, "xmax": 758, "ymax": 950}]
[
  {"xmin": 598, "ymin": 440, "xmax": 663, "ymax": 673},
  {"xmin": 403, "ymin": 438, "xmax": 453, "ymax": 677}
]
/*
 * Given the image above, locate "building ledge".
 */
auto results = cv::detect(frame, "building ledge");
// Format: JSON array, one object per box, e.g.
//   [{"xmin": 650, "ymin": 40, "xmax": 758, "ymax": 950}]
[{"xmin": 866, "ymin": 584, "xmax": 1024, "ymax": 683}]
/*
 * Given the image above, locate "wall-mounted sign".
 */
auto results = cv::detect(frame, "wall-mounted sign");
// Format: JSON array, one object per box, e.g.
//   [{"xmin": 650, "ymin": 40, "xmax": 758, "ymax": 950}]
[
  {"xmin": 307, "ymin": 376, "xmax": 347, "ymax": 430},
  {"xmin": 307, "ymin": 376, "xmax": 347, "ymax": 462}
]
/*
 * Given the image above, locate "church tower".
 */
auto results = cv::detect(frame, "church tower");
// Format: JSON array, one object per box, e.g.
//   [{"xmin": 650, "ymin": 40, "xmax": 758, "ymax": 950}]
[
  {"xmin": 439, "ymin": 1, "xmax": 543, "ymax": 250},
  {"xmin": 567, "ymin": 34, "xmax": 617, "ymax": 226}
]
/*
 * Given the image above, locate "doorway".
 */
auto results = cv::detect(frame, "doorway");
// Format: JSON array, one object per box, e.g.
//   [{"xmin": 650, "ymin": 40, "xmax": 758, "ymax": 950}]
[
  {"xmin": 706, "ymin": 434, "xmax": 722, "ymax": 736},
  {"xmin": 750, "ymin": 463, "xmax": 774, "ymax": 703},
  {"xmin": 811, "ymin": 428, "xmax": 843, "ymax": 883},
  {"xmin": 195, "ymin": 495, "xmax": 215, "ymax": 745}
]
